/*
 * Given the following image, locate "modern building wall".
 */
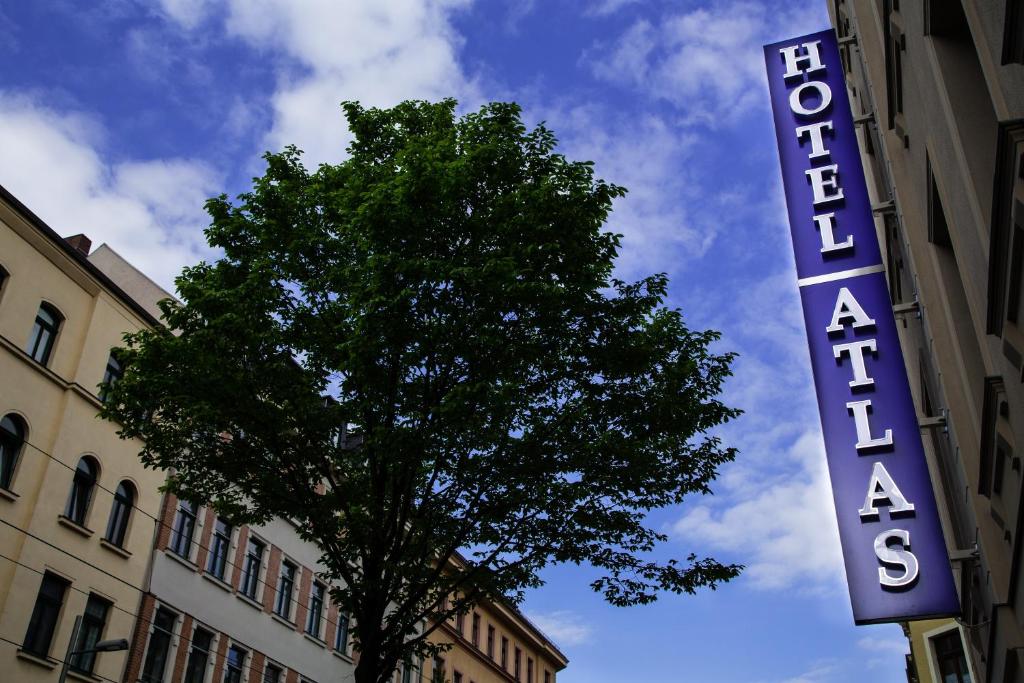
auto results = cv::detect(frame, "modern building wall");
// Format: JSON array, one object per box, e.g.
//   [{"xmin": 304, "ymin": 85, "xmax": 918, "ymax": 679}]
[
  {"xmin": 0, "ymin": 185, "xmax": 167, "ymax": 682},
  {"xmin": 828, "ymin": 1, "xmax": 1024, "ymax": 681}
]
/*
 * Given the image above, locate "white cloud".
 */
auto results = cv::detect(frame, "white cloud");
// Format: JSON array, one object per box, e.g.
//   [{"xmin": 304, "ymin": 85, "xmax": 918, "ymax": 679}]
[
  {"xmin": 158, "ymin": 0, "xmax": 478, "ymax": 167},
  {"xmin": 157, "ymin": 0, "xmax": 214, "ymax": 29},
  {"xmin": 857, "ymin": 635, "xmax": 909, "ymax": 655},
  {"xmin": 586, "ymin": 0, "xmax": 642, "ymax": 17},
  {"xmin": 524, "ymin": 610, "xmax": 593, "ymax": 646},
  {"xmin": 673, "ymin": 430, "xmax": 843, "ymax": 592},
  {"xmin": 0, "ymin": 93, "xmax": 219, "ymax": 290},
  {"xmin": 588, "ymin": 1, "xmax": 826, "ymax": 125}
]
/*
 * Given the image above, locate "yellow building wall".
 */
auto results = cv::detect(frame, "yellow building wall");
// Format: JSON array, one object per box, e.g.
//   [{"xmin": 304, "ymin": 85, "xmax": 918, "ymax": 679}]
[{"xmin": 0, "ymin": 200, "xmax": 166, "ymax": 682}]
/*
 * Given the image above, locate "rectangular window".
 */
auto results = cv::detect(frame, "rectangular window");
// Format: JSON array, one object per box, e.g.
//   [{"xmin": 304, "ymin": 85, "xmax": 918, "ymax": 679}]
[
  {"xmin": 1007, "ymin": 224, "xmax": 1024, "ymax": 324},
  {"xmin": 527, "ymin": 657, "xmax": 533, "ymax": 683},
  {"xmin": 471, "ymin": 613, "xmax": 480, "ymax": 647},
  {"xmin": 454, "ymin": 672, "xmax": 463, "ymax": 683},
  {"xmin": 487, "ymin": 624, "xmax": 495, "ymax": 658},
  {"xmin": 933, "ymin": 629, "xmax": 971, "ymax": 682},
  {"xmin": 275, "ymin": 560, "xmax": 296, "ymax": 620},
  {"xmin": 401, "ymin": 657, "xmax": 414, "ymax": 683},
  {"xmin": 335, "ymin": 610, "xmax": 350, "ymax": 653},
  {"xmin": 70, "ymin": 594, "xmax": 112, "ymax": 674},
  {"xmin": 23, "ymin": 572, "xmax": 70, "ymax": 658},
  {"xmin": 455, "ymin": 610, "xmax": 465, "ymax": 635},
  {"xmin": 501, "ymin": 636, "xmax": 508, "ymax": 670},
  {"xmin": 223, "ymin": 645, "xmax": 247, "ymax": 683},
  {"xmin": 99, "ymin": 351, "xmax": 123, "ymax": 403},
  {"xmin": 240, "ymin": 538, "xmax": 265, "ymax": 600},
  {"xmin": 515, "ymin": 647, "xmax": 522, "ymax": 681},
  {"xmin": 207, "ymin": 517, "xmax": 232, "ymax": 580},
  {"xmin": 306, "ymin": 582, "xmax": 325, "ymax": 638},
  {"xmin": 184, "ymin": 627, "xmax": 213, "ymax": 683},
  {"xmin": 432, "ymin": 656, "xmax": 445, "ymax": 683},
  {"xmin": 141, "ymin": 607, "xmax": 178, "ymax": 683},
  {"xmin": 263, "ymin": 663, "xmax": 283, "ymax": 683},
  {"xmin": 170, "ymin": 500, "xmax": 197, "ymax": 559},
  {"xmin": 544, "ymin": 671, "xmax": 551, "ymax": 683}
]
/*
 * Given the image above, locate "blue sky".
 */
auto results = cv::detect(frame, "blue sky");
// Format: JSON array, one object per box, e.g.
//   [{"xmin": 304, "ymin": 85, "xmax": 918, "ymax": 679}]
[{"xmin": 0, "ymin": 1, "xmax": 912, "ymax": 681}]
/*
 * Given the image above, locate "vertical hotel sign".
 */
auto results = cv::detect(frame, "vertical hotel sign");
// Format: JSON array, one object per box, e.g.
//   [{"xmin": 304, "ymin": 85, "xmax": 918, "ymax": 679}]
[{"xmin": 764, "ymin": 30, "xmax": 959, "ymax": 624}]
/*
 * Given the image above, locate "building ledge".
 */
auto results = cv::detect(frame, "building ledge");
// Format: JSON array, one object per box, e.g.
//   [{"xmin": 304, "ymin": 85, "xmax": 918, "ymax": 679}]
[
  {"xmin": 16, "ymin": 649, "xmax": 58, "ymax": 670},
  {"xmin": 302, "ymin": 631, "xmax": 327, "ymax": 648},
  {"xmin": 57, "ymin": 515, "xmax": 94, "ymax": 538},
  {"xmin": 237, "ymin": 591, "xmax": 264, "ymax": 611},
  {"xmin": 66, "ymin": 667, "xmax": 104, "ymax": 683},
  {"xmin": 99, "ymin": 538, "xmax": 132, "ymax": 559},
  {"xmin": 0, "ymin": 486, "xmax": 19, "ymax": 502},
  {"xmin": 331, "ymin": 648, "xmax": 354, "ymax": 664},
  {"xmin": 201, "ymin": 571, "xmax": 234, "ymax": 593},
  {"xmin": 164, "ymin": 548, "xmax": 199, "ymax": 572},
  {"xmin": 271, "ymin": 612, "xmax": 296, "ymax": 631}
]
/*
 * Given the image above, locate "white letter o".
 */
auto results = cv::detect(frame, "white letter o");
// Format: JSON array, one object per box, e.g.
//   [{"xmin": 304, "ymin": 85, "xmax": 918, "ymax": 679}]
[{"xmin": 789, "ymin": 81, "xmax": 832, "ymax": 118}]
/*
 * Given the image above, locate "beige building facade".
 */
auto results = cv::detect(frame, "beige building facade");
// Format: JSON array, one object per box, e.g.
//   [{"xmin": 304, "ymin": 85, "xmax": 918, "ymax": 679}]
[
  {"xmin": 828, "ymin": 1, "xmax": 1024, "ymax": 681},
  {"xmin": 0, "ymin": 184, "xmax": 168, "ymax": 681},
  {"xmin": 428, "ymin": 596, "xmax": 566, "ymax": 683}
]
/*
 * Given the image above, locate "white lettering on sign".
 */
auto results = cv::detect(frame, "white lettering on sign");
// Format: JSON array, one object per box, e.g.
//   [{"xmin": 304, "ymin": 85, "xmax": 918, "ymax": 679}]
[
  {"xmin": 874, "ymin": 529, "xmax": 920, "ymax": 589},
  {"xmin": 789, "ymin": 80, "xmax": 833, "ymax": 117},
  {"xmin": 780, "ymin": 40, "xmax": 825, "ymax": 79},
  {"xmin": 805, "ymin": 164, "xmax": 844, "ymax": 205},
  {"xmin": 833, "ymin": 339, "xmax": 877, "ymax": 388},
  {"xmin": 826, "ymin": 287, "xmax": 876, "ymax": 334},
  {"xmin": 858, "ymin": 462, "xmax": 916, "ymax": 519},
  {"xmin": 846, "ymin": 399, "xmax": 894, "ymax": 451}
]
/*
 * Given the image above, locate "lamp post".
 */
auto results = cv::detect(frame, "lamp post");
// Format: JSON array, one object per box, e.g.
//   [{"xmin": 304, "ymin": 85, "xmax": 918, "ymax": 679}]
[{"xmin": 57, "ymin": 615, "xmax": 129, "ymax": 683}]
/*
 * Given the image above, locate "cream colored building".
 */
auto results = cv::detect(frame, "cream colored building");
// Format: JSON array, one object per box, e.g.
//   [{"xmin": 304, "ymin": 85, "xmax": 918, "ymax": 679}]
[
  {"xmin": 0, "ymin": 184, "xmax": 169, "ymax": 681},
  {"xmin": 828, "ymin": 1, "xmax": 1024, "ymax": 681},
  {"xmin": 428, "ymin": 596, "xmax": 566, "ymax": 683}
]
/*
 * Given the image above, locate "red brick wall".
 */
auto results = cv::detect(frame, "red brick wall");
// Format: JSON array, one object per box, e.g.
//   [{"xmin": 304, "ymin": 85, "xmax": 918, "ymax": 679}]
[
  {"xmin": 211, "ymin": 631, "xmax": 230, "ymax": 683},
  {"xmin": 171, "ymin": 615, "xmax": 194, "ymax": 682},
  {"xmin": 247, "ymin": 651, "xmax": 266, "ymax": 683},
  {"xmin": 324, "ymin": 601, "xmax": 339, "ymax": 650},
  {"xmin": 194, "ymin": 507, "xmax": 216, "ymax": 571},
  {"xmin": 263, "ymin": 546, "xmax": 282, "ymax": 613},
  {"xmin": 294, "ymin": 566, "xmax": 312, "ymax": 633},
  {"xmin": 124, "ymin": 593, "xmax": 156, "ymax": 683},
  {"xmin": 285, "ymin": 669, "xmax": 299, "ymax": 683},
  {"xmin": 156, "ymin": 492, "xmax": 178, "ymax": 552}
]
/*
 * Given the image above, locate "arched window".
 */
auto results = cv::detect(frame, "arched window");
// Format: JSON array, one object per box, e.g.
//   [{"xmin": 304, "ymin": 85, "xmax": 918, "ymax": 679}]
[
  {"xmin": 99, "ymin": 351, "xmax": 123, "ymax": 403},
  {"xmin": 0, "ymin": 414, "xmax": 26, "ymax": 491},
  {"xmin": 104, "ymin": 481, "xmax": 134, "ymax": 546},
  {"xmin": 26, "ymin": 303, "xmax": 63, "ymax": 366},
  {"xmin": 65, "ymin": 456, "xmax": 98, "ymax": 526}
]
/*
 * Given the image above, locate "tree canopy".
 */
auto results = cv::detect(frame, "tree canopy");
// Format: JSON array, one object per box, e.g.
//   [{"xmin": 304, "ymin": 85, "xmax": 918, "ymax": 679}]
[{"xmin": 103, "ymin": 99, "xmax": 741, "ymax": 683}]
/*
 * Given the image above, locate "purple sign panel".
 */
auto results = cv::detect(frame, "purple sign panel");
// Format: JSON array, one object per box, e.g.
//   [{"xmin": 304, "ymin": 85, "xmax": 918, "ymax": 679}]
[{"xmin": 764, "ymin": 29, "xmax": 960, "ymax": 624}]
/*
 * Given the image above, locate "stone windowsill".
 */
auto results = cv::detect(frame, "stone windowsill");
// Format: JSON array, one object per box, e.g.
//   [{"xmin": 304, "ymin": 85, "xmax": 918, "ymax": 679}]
[
  {"xmin": 57, "ymin": 515, "xmax": 93, "ymax": 538},
  {"xmin": 99, "ymin": 538, "xmax": 132, "ymax": 559},
  {"xmin": 164, "ymin": 548, "xmax": 199, "ymax": 572},
  {"xmin": 16, "ymin": 649, "xmax": 58, "ymax": 670},
  {"xmin": 331, "ymin": 648, "xmax": 354, "ymax": 664},
  {"xmin": 270, "ymin": 612, "xmax": 296, "ymax": 631},
  {"xmin": 66, "ymin": 667, "xmax": 104, "ymax": 683},
  {"xmin": 236, "ymin": 591, "xmax": 264, "ymax": 611},
  {"xmin": 302, "ymin": 631, "xmax": 327, "ymax": 648},
  {"xmin": 0, "ymin": 486, "xmax": 19, "ymax": 502},
  {"xmin": 201, "ymin": 571, "xmax": 234, "ymax": 593}
]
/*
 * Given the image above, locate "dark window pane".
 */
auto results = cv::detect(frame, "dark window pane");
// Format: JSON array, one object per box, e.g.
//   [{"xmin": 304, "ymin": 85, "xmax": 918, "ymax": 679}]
[
  {"xmin": 335, "ymin": 611, "xmax": 350, "ymax": 653},
  {"xmin": 263, "ymin": 664, "xmax": 283, "ymax": 683},
  {"xmin": 240, "ymin": 538, "xmax": 264, "ymax": 599},
  {"xmin": 275, "ymin": 561, "xmax": 296, "ymax": 619},
  {"xmin": 23, "ymin": 572, "xmax": 70, "ymax": 657},
  {"xmin": 65, "ymin": 457, "xmax": 97, "ymax": 526},
  {"xmin": 224, "ymin": 645, "xmax": 246, "ymax": 683},
  {"xmin": 70, "ymin": 594, "xmax": 111, "ymax": 673},
  {"xmin": 100, "ymin": 352, "xmax": 123, "ymax": 403},
  {"xmin": 306, "ymin": 582, "xmax": 324, "ymax": 638},
  {"xmin": 206, "ymin": 518, "xmax": 232, "ymax": 580},
  {"xmin": 141, "ymin": 607, "xmax": 177, "ymax": 683},
  {"xmin": 27, "ymin": 304, "xmax": 61, "ymax": 365},
  {"xmin": 0, "ymin": 414, "xmax": 26, "ymax": 490},
  {"xmin": 105, "ymin": 481, "xmax": 134, "ymax": 546},
  {"xmin": 170, "ymin": 500, "xmax": 196, "ymax": 558},
  {"xmin": 184, "ymin": 627, "xmax": 213, "ymax": 683}
]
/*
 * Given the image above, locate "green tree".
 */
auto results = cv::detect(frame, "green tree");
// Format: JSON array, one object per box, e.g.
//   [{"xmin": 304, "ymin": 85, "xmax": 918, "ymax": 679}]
[{"xmin": 103, "ymin": 100, "xmax": 741, "ymax": 683}]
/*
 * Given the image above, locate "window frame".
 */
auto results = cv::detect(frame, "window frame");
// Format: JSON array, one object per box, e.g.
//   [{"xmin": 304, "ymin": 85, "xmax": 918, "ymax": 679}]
[
  {"xmin": 0, "ymin": 413, "xmax": 27, "ymax": 492},
  {"xmin": 99, "ymin": 350, "xmax": 124, "ymax": 403},
  {"xmin": 141, "ymin": 606, "xmax": 178, "ymax": 683},
  {"xmin": 184, "ymin": 626, "xmax": 214, "ymax": 683},
  {"xmin": 104, "ymin": 480, "xmax": 135, "ymax": 547},
  {"xmin": 223, "ymin": 644, "xmax": 247, "ymax": 683},
  {"xmin": 334, "ymin": 609, "xmax": 350, "ymax": 654},
  {"xmin": 306, "ymin": 581, "xmax": 326, "ymax": 639},
  {"xmin": 65, "ymin": 455, "xmax": 99, "ymax": 527},
  {"xmin": 26, "ymin": 302, "xmax": 63, "ymax": 366},
  {"xmin": 70, "ymin": 593, "xmax": 112, "ymax": 674},
  {"xmin": 275, "ymin": 559, "xmax": 297, "ymax": 620},
  {"xmin": 170, "ymin": 499, "xmax": 198, "ymax": 560},
  {"xmin": 206, "ymin": 517, "xmax": 233, "ymax": 581},
  {"xmin": 240, "ymin": 537, "xmax": 265, "ymax": 600},
  {"xmin": 22, "ymin": 571, "xmax": 70, "ymax": 658}
]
